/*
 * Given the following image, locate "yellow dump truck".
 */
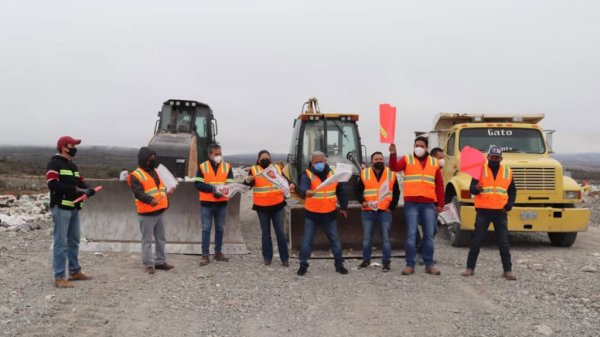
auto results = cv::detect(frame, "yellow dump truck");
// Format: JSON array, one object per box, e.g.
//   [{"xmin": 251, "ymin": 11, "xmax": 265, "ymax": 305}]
[{"xmin": 422, "ymin": 113, "xmax": 590, "ymax": 247}]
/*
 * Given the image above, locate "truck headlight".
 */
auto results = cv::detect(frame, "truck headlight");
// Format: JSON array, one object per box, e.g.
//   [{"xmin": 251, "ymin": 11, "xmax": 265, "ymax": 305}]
[{"xmin": 564, "ymin": 191, "xmax": 581, "ymax": 200}]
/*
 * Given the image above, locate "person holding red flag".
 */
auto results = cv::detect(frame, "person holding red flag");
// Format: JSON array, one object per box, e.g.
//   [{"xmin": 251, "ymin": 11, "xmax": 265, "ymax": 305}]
[
  {"xmin": 461, "ymin": 146, "xmax": 517, "ymax": 280},
  {"xmin": 389, "ymin": 137, "xmax": 444, "ymax": 276}
]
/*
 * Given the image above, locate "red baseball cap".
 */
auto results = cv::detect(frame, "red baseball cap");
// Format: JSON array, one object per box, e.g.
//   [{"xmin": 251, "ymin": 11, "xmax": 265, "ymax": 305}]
[{"xmin": 56, "ymin": 136, "xmax": 81, "ymax": 151}]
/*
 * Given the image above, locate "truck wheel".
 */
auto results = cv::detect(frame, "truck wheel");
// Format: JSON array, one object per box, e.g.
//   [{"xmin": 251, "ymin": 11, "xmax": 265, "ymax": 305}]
[
  {"xmin": 548, "ymin": 232, "xmax": 577, "ymax": 247},
  {"xmin": 448, "ymin": 196, "xmax": 471, "ymax": 247}
]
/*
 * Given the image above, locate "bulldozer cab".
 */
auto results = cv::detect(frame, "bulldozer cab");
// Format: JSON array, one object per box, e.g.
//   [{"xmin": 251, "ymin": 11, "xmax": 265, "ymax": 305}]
[
  {"xmin": 286, "ymin": 98, "xmax": 364, "ymax": 200},
  {"xmin": 151, "ymin": 99, "xmax": 218, "ymax": 178}
]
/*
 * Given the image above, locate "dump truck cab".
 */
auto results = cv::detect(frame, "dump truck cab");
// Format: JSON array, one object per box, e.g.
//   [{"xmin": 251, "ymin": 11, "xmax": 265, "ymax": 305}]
[
  {"xmin": 427, "ymin": 113, "xmax": 590, "ymax": 247},
  {"xmin": 149, "ymin": 99, "xmax": 218, "ymax": 178}
]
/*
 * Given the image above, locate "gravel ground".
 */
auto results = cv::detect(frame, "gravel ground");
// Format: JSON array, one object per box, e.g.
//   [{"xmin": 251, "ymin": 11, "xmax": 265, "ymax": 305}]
[{"xmin": 1, "ymin": 193, "xmax": 599, "ymax": 337}]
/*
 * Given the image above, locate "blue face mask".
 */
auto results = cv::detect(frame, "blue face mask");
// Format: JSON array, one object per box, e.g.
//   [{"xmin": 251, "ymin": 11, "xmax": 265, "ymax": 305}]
[{"xmin": 313, "ymin": 162, "xmax": 325, "ymax": 172}]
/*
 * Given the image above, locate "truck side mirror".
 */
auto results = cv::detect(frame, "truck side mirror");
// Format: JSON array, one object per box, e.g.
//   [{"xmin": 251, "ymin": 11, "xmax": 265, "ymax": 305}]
[{"xmin": 544, "ymin": 130, "xmax": 555, "ymax": 153}]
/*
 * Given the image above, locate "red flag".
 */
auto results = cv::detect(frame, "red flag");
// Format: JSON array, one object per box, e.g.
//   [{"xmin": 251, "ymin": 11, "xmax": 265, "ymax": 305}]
[
  {"xmin": 460, "ymin": 146, "xmax": 486, "ymax": 180},
  {"xmin": 379, "ymin": 104, "xmax": 396, "ymax": 144}
]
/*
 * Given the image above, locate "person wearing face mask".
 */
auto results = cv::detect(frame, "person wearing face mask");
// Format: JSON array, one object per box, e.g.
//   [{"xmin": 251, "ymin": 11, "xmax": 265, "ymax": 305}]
[
  {"xmin": 355, "ymin": 152, "xmax": 400, "ymax": 271},
  {"xmin": 296, "ymin": 151, "xmax": 349, "ymax": 276},
  {"xmin": 46, "ymin": 136, "xmax": 96, "ymax": 288},
  {"xmin": 462, "ymin": 146, "xmax": 517, "ymax": 280},
  {"xmin": 244, "ymin": 150, "xmax": 296, "ymax": 266},
  {"xmin": 414, "ymin": 146, "xmax": 445, "ymax": 265},
  {"xmin": 128, "ymin": 147, "xmax": 174, "ymax": 275},
  {"xmin": 389, "ymin": 136, "xmax": 444, "ymax": 276},
  {"xmin": 194, "ymin": 143, "xmax": 234, "ymax": 266}
]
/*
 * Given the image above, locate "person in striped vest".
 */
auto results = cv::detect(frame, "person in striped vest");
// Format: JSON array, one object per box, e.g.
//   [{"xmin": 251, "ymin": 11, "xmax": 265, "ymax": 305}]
[
  {"xmin": 296, "ymin": 151, "xmax": 349, "ymax": 276},
  {"xmin": 356, "ymin": 151, "xmax": 400, "ymax": 271},
  {"xmin": 462, "ymin": 146, "xmax": 517, "ymax": 280},
  {"xmin": 244, "ymin": 150, "xmax": 296, "ymax": 267},
  {"xmin": 128, "ymin": 147, "xmax": 174, "ymax": 275},
  {"xmin": 46, "ymin": 136, "xmax": 96, "ymax": 288},
  {"xmin": 194, "ymin": 143, "xmax": 234, "ymax": 266},
  {"xmin": 389, "ymin": 136, "xmax": 444, "ymax": 276}
]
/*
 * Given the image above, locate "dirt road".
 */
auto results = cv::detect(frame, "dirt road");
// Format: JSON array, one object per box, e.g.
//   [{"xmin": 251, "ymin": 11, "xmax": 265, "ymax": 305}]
[{"xmin": 1, "ymin": 194, "xmax": 599, "ymax": 337}]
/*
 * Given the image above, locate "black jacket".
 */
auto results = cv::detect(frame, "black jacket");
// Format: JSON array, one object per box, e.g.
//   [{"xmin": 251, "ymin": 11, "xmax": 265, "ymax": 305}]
[
  {"xmin": 46, "ymin": 155, "xmax": 90, "ymax": 210},
  {"xmin": 470, "ymin": 165, "xmax": 517, "ymax": 212}
]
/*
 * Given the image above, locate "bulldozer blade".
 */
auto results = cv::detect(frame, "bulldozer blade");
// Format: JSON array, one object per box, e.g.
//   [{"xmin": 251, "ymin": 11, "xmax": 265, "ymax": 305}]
[
  {"xmin": 286, "ymin": 202, "xmax": 406, "ymax": 258},
  {"xmin": 79, "ymin": 180, "xmax": 247, "ymax": 255}
]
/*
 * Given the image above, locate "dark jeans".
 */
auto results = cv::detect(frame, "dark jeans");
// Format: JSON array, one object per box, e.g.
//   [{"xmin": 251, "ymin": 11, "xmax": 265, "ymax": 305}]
[
  {"xmin": 361, "ymin": 211, "xmax": 392, "ymax": 264},
  {"xmin": 200, "ymin": 204, "xmax": 227, "ymax": 256},
  {"xmin": 466, "ymin": 210, "xmax": 512, "ymax": 272},
  {"xmin": 299, "ymin": 216, "xmax": 344, "ymax": 268},
  {"xmin": 257, "ymin": 208, "xmax": 289, "ymax": 262},
  {"xmin": 404, "ymin": 202, "xmax": 437, "ymax": 268}
]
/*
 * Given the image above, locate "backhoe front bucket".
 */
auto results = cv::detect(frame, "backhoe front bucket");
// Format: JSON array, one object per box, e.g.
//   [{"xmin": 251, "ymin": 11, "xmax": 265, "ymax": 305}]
[
  {"xmin": 286, "ymin": 202, "xmax": 405, "ymax": 258},
  {"xmin": 79, "ymin": 180, "xmax": 247, "ymax": 255}
]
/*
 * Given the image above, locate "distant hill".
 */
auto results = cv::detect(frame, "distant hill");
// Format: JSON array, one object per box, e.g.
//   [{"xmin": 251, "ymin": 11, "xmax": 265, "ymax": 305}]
[{"xmin": 1, "ymin": 146, "xmax": 598, "ymax": 179}]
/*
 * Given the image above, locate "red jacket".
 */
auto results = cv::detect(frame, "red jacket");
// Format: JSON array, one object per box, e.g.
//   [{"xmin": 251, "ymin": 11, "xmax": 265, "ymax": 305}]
[{"xmin": 389, "ymin": 153, "xmax": 444, "ymax": 208}]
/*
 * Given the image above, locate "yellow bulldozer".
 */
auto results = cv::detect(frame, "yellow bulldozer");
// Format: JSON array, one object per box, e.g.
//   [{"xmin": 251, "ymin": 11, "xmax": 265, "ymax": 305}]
[
  {"xmin": 283, "ymin": 98, "xmax": 405, "ymax": 257},
  {"xmin": 79, "ymin": 99, "xmax": 247, "ymax": 255}
]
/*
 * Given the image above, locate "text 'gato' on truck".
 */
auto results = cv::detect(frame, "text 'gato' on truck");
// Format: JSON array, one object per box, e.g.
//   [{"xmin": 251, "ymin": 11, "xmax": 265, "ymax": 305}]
[{"xmin": 421, "ymin": 113, "xmax": 590, "ymax": 247}]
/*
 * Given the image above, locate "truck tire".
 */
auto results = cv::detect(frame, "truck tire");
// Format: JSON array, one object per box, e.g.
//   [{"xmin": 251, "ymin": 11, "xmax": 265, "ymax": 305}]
[
  {"xmin": 448, "ymin": 196, "xmax": 472, "ymax": 247},
  {"xmin": 548, "ymin": 232, "xmax": 577, "ymax": 247}
]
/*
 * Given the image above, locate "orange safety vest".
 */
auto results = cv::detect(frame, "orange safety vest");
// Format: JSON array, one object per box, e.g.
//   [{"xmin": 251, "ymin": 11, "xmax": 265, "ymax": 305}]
[
  {"xmin": 250, "ymin": 165, "xmax": 285, "ymax": 207},
  {"xmin": 360, "ymin": 167, "xmax": 396, "ymax": 211},
  {"xmin": 128, "ymin": 168, "xmax": 168, "ymax": 214},
  {"xmin": 304, "ymin": 169, "xmax": 338, "ymax": 213},
  {"xmin": 403, "ymin": 154, "xmax": 439, "ymax": 201},
  {"xmin": 474, "ymin": 164, "xmax": 512, "ymax": 210},
  {"xmin": 196, "ymin": 161, "xmax": 233, "ymax": 202}
]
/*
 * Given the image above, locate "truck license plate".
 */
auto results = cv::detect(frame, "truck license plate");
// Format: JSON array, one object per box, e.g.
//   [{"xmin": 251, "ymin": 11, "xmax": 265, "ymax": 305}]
[{"xmin": 520, "ymin": 211, "xmax": 537, "ymax": 220}]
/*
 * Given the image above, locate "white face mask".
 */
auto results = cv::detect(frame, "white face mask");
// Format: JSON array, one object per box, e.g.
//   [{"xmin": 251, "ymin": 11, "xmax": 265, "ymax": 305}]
[
  {"xmin": 438, "ymin": 159, "xmax": 445, "ymax": 167},
  {"xmin": 212, "ymin": 155, "xmax": 223, "ymax": 164},
  {"xmin": 414, "ymin": 147, "xmax": 426, "ymax": 158}
]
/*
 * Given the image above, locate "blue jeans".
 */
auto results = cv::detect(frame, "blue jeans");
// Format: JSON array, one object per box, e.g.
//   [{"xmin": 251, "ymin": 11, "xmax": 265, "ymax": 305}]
[
  {"xmin": 404, "ymin": 202, "xmax": 437, "ymax": 268},
  {"xmin": 257, "ymin": 208, "xmax": 289, "ymax": 262},
  {"xmin": 361, "ymin": 211, "xmax": 392, "ymax": 264},
  {"xmin": 299, "ymin": 216, "xmax": 344, "ymax": 268},
  {"xmin": 51, "ymin": 206, "xmax": 81, "ymax": 279},
  {"xmin": 200, "ymin": 204, "xmax": 227, "ymax": 256}
]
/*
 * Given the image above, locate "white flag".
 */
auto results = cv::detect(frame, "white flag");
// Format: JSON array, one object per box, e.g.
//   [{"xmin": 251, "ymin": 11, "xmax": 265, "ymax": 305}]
[
  {"xmin": 214, "ymin": 183, "xmax": 251, "ymax": 198},
  {"xmin": 156, "ymin": 164, "xmax": 178, "ymax": 193},
  {"xmin": 437, "ymin": 202, "xmax": 461, "ymax": 225},
  {"xmin": 256, "ymin": 165, "xmax": 291, "ymax": 198},
  {"xmin": 314, "ymin": 163, "xmax": 353, "ymax": 192}
]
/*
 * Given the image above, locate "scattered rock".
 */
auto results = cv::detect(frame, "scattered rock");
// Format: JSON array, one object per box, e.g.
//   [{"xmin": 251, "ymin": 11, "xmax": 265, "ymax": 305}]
[
  {"xmin": 534, "ymin": 324, "xmax": 553, "ymax": 336},
  {"xmin": 530, "ymin": 264, "xmax": 544, "ymax": 271},
  {"xmin": 581, "ymin": 265, "xmax": 597, "ymax": 273}
]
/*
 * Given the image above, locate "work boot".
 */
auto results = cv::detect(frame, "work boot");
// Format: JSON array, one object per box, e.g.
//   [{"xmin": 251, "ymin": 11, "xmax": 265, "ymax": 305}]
[
  {"xmin": 214, "ymin": 252, "xmax": 229, "ymax": 262},
  {"xmin": 68, "ymin": 272, "xmax": 93, "ymax": 281},
  {"xmin": 297, "ymin": 266, "xmax": 308, "ymax": 276},
  {"xmin": 382, "ymin": 262, "xmax": 391, "ymax": 272},
  {"xmin": 336, "ymin": 265, "xmax": 349, "ymax": 275},
  {"xmin": 263, "ymin": 259, "xmax": 272, "ymax": 266},
  {"xmin": 200, "ymin": 256, "xmax": 210, "ymax": 266},
  {"xmin": 358, "ymin": 260, "xmax": 370, "ymax": 269},
  {"xmin": 503, "ymin": 271, "xmax": 517, "ymax": 281},
  {"xmin": 145, "ymin": 266, "xmax": 155, "ymax": 274},
  {"xmin": 54, "ymin": 279, "xmax": 74, "ymax": 288},
  {"xmin": 401, "ymin": 266, "xmax": 415, "ymax": 275},
  {"xmin": 425, "ymin": 265, "xmax": 441, "ymax": 275},
  {"xmin": 155, "ymin": 263, "xmax": 174, "ymax": 271},
  {"xmin": 281, "ymin": 260, "xmax": 289, "ymax": 267},
  {"xmin": 461, "ymin": 268, "xmax": 474, "ymax": 277}
]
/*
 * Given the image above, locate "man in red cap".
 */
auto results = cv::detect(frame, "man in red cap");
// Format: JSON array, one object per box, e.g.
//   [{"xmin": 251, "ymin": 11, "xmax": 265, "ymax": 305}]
[{"xmin": 46, "ymin": 136, "xmax": 96, "ymax": 288}]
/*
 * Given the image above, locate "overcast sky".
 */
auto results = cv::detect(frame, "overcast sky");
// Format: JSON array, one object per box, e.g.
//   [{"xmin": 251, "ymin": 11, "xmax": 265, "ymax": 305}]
[{"xmin": 1, "ymin": 0, "xmax": 599, "ymax": 155}]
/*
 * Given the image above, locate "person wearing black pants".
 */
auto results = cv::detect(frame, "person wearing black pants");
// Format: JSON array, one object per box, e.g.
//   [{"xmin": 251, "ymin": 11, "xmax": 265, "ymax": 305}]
[{"xmin": 462, "ymin": 146, "xmax": 517, "ymax": 280}]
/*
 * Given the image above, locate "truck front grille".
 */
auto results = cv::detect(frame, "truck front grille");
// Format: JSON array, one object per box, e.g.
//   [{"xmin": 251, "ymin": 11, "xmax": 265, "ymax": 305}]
[{"xmin": 511, "ymin": 167, "xmax": 556, "ymax": 191}]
